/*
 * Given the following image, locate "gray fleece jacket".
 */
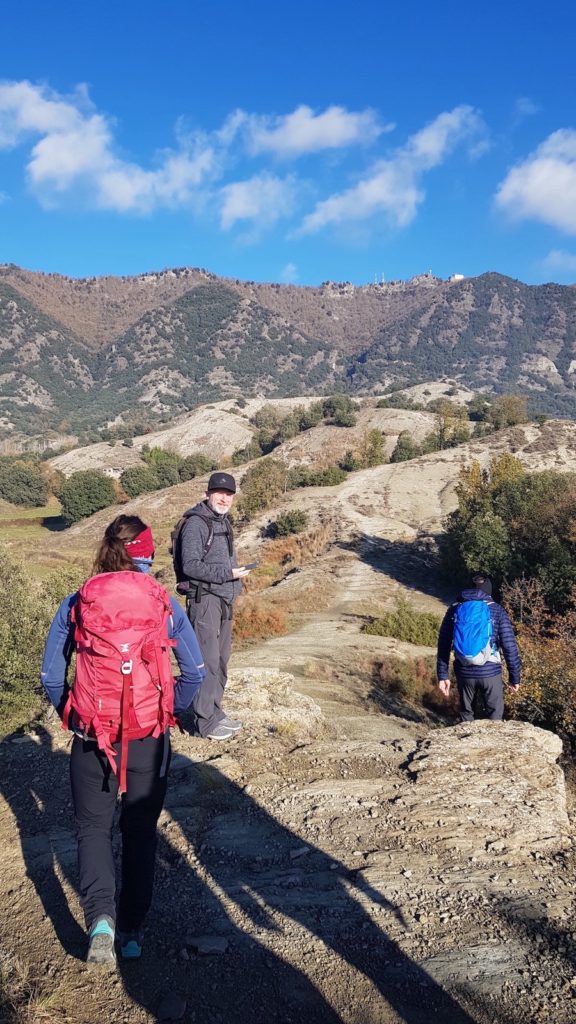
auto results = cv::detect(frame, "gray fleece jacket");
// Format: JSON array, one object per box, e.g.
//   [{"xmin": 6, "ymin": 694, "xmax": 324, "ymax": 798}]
[{"xmin": 179, "ymin": 500, "xmax": 241, "ymax": 604}]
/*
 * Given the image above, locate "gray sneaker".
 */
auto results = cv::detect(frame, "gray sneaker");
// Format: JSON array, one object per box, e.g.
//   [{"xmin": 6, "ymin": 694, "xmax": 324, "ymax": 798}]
[
  {"xmin": 219, "ymin": 716, "xmax": 242, "ymax": 732},
  {"xmin": 206, "ymin": 724, "xmax": 235, "ymax": 740},
  {"xmin": 87, "ymin": 915, "xmax": 116, "ymax": 964}
]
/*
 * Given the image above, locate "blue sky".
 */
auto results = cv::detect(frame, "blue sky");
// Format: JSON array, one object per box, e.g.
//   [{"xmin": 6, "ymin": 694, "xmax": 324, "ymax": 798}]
[{"xmin": 1, "ymin": 0, "xmax": 576, "ymax": 286}]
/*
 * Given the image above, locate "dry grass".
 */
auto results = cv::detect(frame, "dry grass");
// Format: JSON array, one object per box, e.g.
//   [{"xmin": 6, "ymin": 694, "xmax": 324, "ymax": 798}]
[
  {"xmin": 233, "ymin": 596, "xmax": 287, "ymax": 645},
  {"xmin": 0, "ymin": 949, "xmax": 66, "ymax": 1024},
  {"xmin": 246, "ymin": 522, "xmax": 335, "ymax": 594}
]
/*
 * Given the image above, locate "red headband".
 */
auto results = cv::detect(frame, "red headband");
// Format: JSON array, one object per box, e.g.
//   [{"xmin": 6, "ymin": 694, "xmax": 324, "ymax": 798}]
[{"xmin": 124, "ymin": 526, "xmax": 155, "ymax": 560}]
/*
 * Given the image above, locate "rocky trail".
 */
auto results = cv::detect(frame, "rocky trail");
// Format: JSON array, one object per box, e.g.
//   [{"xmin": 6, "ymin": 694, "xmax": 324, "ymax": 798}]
[
  {"xmin": 3, "ymin": 420, "xmax": 576, "ymax": 1023},
  {"xmin": 1, "ymin": 656, "xmax": 575, "ymax": 1024}
]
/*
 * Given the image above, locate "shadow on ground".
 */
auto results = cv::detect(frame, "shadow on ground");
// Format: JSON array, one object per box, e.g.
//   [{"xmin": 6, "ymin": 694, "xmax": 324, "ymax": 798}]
[
  {"xmin": 336, "ymin": 534, "xmax": 456, "ymax": 604},
  {"xmin": 0, "ymin": 730, "xmax": 537, "ymax": 1024}
]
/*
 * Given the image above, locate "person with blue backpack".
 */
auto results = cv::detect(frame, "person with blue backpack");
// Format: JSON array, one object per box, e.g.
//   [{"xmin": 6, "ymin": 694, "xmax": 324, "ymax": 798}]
[{"xmin": 436, "ymin": 573, "xmax": 521, "ymax": 721}]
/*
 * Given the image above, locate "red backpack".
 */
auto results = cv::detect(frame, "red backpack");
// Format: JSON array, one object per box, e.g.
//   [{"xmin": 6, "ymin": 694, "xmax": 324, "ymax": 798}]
[{"xmin": 62, "ymin": 571, "xmax": 177, "ymax": 792}]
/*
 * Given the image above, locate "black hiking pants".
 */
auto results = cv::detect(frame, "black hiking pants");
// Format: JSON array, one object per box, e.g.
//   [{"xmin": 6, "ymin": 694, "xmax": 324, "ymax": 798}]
[
  {"xmin": 187, "ymin": 593, "xmax": 233, "ymax": 737},
  {"xmin": 70, "ymin": 731, "xmax": 171, "ymax": 932},
  {"xmin": 457, "ymin": 673, "xmax": 504, "ymax": 722}
]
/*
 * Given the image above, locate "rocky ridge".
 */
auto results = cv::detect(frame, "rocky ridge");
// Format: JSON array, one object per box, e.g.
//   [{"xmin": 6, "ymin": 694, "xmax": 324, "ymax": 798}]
[{"xmin": 0, "ymin": 670, "xmax": 574, "ymax": 1024}]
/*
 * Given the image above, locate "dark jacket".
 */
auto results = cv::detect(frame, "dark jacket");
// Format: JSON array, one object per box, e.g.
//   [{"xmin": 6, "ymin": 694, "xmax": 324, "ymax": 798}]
[
  {"xmin": 436, "ymin": 588, "xmax": 521, "ymax": 685},
  {"xmin": 41, "ymin": 592, "xmax": 205, "ymax": 718},
  {"xmin": 179, "ymin": 500, "xmax": 241, "ymax": 604}
]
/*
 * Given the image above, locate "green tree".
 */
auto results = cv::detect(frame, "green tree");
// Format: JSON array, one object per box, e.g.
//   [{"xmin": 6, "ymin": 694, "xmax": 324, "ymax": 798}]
[
  {"xmin": 60, "ymin": 470, "xmax": 116, "ymax": 525},
  {"xmin": 442, "ymin": 457, "xmax": 576, "ymax": 611},
  {"xmin": 0, "ymin": 460, "xmax": 49, "ymax": 507},
  {"xmin": 120, "ymin": 465, "xmax": 160, "ymax": 498},
  {"xmin": 323, "ymin": 394, "xmax": 357, "ymax": 426},
  {"xmin": 179, "ymin": 454, "xmax": 217, "ymax": 481},
  {"xmin": 235, "ymin": 458, "xmax": 288, "ymax": 521},
  {"xmin": 390, "ymin": 432, "xmax": 420, "ymax": 462},
  {"xmin": 489, "ymin": 394, "xmax": 528, "ymax": 430}
]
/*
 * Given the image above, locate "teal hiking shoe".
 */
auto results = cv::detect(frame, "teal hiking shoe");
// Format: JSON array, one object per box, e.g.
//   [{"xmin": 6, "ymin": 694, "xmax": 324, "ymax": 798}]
[
  {"xmin": 117, "ymin": 929, "xmax": 143, "ymax": 959},
  {"xmin": 87, "ymin": 915, "xmax": 116, "ymax": 964}
]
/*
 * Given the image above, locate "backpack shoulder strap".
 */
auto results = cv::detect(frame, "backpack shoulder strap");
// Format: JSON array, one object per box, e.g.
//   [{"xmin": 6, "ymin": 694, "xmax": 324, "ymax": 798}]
[{"xmin": 171, "ymin": 510, "xmax": 214, "ymax": 561}]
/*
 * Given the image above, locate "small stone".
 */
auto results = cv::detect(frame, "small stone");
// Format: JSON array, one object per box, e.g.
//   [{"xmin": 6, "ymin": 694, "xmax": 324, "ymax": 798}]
[
  {"xmin": 290, "ymin": 846, "xmax": 309, "ymax": 860},
  {"xmin": 186, "ymin": 935, "xmax": 229, "ymax": 955}
]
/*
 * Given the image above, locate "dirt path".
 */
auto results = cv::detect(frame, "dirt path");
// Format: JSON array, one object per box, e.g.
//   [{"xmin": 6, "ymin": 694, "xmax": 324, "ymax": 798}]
[{"xmin": 3, "ymin": 448, "xmax": 576, "ymax": 1023}]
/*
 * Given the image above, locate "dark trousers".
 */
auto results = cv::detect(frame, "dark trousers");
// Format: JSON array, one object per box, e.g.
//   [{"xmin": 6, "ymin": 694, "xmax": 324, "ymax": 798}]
[
  {"xmin": 70, "ymin": 732, "xmax": 171, "ymax": 932},
  {"xmin": 458, "ymin": 674, "xmax": 504, "ymax": 722},
  {"xmin": 187, "ymin": 593, "xmax": 233, "ymax": 737}
]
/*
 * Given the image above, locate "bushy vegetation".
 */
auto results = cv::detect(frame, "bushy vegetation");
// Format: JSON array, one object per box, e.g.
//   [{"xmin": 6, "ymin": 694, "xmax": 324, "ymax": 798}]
[
  {"xmin": 288, "ymin": 464, "xmax": 348, "ymax": 488},
  {"xmin": 59, "ymin": 470, "xmax": 117, "ymax": 525},
  {"xmin": 363, "ymin": 595, "xmax": 441, "ymax": 647},
  {"xmin": 0, "ymin": 458, "xmax": 49, "ymax": 506},
  {"xmin": 232, "ymin": 596, "xmax": 287, "ymax": 643},
  {"xmin": 232, "ymin": 396, "xmax": 358, "ymax": 465},
  {"xmin": 372, "ymin": 655, "xmax": 457, "ymax": 715},
  {"xmin": 120, "ymin": 447, "xmax": 217, "ymax": 497},
  {"xmin": 235, "ymin": 454, "xmax": 350, "ymax": 523},
  {"xmin": 234, "ymin": 459, "xmax": 288, "ymax": 521},
  {"xmin": 441, "ymin": 454, "xmax": 576, "ymax": 612},
  {"xmin": 0, "ymin": 548, "xmax": 85, "ymax": 735},
  {"xmin": 269, "ymin": 510, "xmax": 309, "ymax": 537},
  {"xmin": 503, "ymin": 578, "xmax": 576, "ymax": 738},
  {"xmin": 340, "ymin": 429, "xmax": 386, "ymax": 471}
]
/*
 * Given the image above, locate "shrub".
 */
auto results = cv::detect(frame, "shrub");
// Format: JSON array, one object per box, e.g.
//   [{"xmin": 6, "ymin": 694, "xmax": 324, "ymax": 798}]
[
  {"xmin": 59, "ymin": 470, "xmax": 116, "ymax": 525},
  {"xmin": 322, "ymin": 394, "xmax": 357, "ymax": 426},
  {"xmin": 441, "ymin": 456, "xmax": 576, "ymax": 611},
  {"xmin": 178, "ymin": 454, "xmax": 217, "ymax": 481},
  {"xmin": 502, "ymin": 579, "xmax": 576, "ymax": 737},
  {"xmin": 363, "ymin": 595, "xmax": 441, "ymax": 646},
  {"xmin": 120, "ymin": 465, "xmax": 160, "ymax": 498},
  {"xmin": 0, "ymin": 549, "xmax": 86, "ymax": 735},
  {"xmin": 270, "ymin": 510, "xmax": 309, "ymax": 536},
  {"xmin": 0, "ymin": 460, "xmax": 49, "ymax": 506},
  {"xmin": 235, "ymin": 458, "xmax": 288, "ymax": 521},
  {"xmin": 288, "ymin": 464, "xmax": 347, "ymax": 488},
  {"xmin": 371, "ymin": 655, "xmax": 455, "ymax": 714},
  {"xmin": 232, "ymin": 597, "xmax": 287, "ymax": 643},
  {"xmin": 390, "ymin": 432, "xmax": 420, "ymax": 462}
]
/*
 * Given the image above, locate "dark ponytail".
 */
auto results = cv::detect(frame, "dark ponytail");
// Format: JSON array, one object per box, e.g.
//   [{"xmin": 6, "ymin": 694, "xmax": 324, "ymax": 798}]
[{"xmin": 93, "ymin": 515, "xmax": 148, "ymax": 575}]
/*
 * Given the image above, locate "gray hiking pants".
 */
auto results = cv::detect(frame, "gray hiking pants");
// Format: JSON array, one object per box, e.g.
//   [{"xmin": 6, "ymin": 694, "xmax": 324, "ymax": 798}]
[
  {"xmin": 458, "ymin": 673, "xmax": 504, "ymax": 721},
  {"xmin": 187, "ymin": 593, "xmax": 233, "ymax": 736}
]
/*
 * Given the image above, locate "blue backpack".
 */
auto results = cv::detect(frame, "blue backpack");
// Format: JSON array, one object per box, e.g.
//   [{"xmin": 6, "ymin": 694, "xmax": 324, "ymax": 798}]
[{"xmin": 452, "ymin": 599, "xmax": 499, "ymax": 666}]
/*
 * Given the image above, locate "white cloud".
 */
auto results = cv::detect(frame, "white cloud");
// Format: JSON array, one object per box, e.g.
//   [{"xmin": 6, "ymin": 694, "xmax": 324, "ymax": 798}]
[
  {"xmin": 495, "ymin": 130, "xmax": 576, "ymax": 233},
  {"xmin": 541, "ymin": 248, "xmax": 576, "ymax": 274},
  {"xmin": 280, "ymin": 262, "xmax": 298, "ymax": 283},
  {"xmin": 0, "ymin": 79, "xmax": 217, "ymax": 213},
  {"xmin": 514, "ymin": 96, "xmax": 540, "ymax": 121},
  {"xmin": 242, "ymin": 104, "xmax": 388, "ymax": 158},
  {"xmin": 299, "ymin": 105, "xmax": 485, "ymax": 234},
  {"xmin": 219, "ymin": 172, "xmax": 298, "ymax": 230}
]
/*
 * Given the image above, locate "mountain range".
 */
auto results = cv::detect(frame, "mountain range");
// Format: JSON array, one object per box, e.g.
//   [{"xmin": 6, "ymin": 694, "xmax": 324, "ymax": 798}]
[{"xmin": 0, "ymin": 263, "xmax": 574, "ymax": 443}]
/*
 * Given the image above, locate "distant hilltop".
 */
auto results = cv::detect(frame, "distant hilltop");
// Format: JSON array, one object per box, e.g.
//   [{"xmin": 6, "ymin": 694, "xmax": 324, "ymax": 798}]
[{"xmin": 0, "ymin": 264, "xmax": 574, "ymax": 441}]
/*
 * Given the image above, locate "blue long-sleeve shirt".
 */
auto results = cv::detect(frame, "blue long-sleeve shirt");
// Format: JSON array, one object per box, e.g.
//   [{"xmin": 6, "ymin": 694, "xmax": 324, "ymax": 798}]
[
  {"xmin": 41, "ymin": 592, "xmax": 205, "ymax": 718},
  {"xmin": 436, "ymin": 588, "xmax": 521, "ymax": 685}
]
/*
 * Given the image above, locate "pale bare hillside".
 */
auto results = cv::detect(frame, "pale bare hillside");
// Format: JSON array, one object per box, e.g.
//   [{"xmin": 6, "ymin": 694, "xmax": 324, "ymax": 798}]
[{"xmin": 48, "ymin": 397, "xmax": 328, "ymax": 477}]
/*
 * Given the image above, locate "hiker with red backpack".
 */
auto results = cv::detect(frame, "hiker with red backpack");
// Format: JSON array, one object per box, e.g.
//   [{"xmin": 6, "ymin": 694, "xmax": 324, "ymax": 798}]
[
  {"xmin": 436, "ymin": 573, "xmax": 521, "ymax": 721},
  {"xmin": 40, "ymin": 515, "xmax": 205, "ymax": 965}
]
